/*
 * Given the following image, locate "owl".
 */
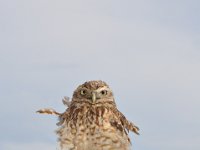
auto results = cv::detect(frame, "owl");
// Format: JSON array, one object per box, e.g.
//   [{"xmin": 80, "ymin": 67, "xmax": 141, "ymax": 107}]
[{"xmin": 37, "ymin": 80, "xmax": 139, "ymax": 150}]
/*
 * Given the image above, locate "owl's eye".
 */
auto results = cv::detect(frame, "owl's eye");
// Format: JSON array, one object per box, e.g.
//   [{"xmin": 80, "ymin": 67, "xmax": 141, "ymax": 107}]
[
  {"xmin": 100, "ymin": 90, "xmax": 107, "ymax": 95},
  {"xmin": 80, "ymin": 90, "xmax": 87, "ymax": 95}
]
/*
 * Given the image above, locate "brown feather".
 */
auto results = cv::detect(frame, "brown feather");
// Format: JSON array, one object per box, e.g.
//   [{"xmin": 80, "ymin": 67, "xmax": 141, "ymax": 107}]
[{"xmin": 38, "ymin": 80, "xmax": 139, "ymax": 150}]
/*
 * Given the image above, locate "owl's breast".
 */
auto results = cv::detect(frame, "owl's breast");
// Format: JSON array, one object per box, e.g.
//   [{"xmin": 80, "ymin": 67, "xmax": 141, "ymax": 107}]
[{"xmin": 57, "ymin": 105, "xmax": 130, "ymax": 150}]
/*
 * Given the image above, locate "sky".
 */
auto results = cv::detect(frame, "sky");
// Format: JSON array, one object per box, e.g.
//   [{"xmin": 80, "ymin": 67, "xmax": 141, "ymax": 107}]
[{"xmin": 0, "ymin": 0, "xmax": 200, "ymax": 150}]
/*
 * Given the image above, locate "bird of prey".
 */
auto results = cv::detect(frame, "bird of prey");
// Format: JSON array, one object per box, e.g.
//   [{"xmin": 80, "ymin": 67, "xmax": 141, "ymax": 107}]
[{"xmin": 37, "ymin": 80, "xmax": 139, "ymax": 150}]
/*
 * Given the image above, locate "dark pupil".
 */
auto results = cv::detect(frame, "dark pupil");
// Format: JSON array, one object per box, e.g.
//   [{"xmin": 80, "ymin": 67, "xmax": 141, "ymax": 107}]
[
  {"xmin": 82, "ymin": 90, "xmax": 86, "ymax": 94},
  {"xmin": 101, "ymin": 90, "xmax": 107, "ymax": 95}
]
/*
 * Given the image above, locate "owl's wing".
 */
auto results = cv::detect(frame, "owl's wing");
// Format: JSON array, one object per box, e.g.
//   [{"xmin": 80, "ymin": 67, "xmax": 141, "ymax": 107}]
[
  {"xmin": 112, "ymin": 108, "xmax": 140, "ymax": 135},
  {"xmin": 37, "ymin": 96, "xmax": 71, "ymax": 116}
]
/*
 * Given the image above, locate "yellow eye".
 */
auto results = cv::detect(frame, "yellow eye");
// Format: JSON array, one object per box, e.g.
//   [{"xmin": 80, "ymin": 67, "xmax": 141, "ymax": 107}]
[
  {"xmin": 80, "ymin": 90, "xmax": 86, "ymax": 95},
  {"xmin": 100, "ymin": 90, "xmax": 107, "ymax": 95}
]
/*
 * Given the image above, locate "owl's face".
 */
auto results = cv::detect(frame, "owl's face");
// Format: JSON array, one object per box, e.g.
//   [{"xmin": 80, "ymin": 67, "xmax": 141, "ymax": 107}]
[{"xmin": 72, "ymin": 80, "xmax": 115, "ymax": 104}]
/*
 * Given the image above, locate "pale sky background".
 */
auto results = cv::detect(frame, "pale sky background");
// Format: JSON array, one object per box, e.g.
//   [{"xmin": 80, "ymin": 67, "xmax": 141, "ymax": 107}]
[{"xmin": 0, "ymin": 0, "xmax": 200, "ymax": 150}]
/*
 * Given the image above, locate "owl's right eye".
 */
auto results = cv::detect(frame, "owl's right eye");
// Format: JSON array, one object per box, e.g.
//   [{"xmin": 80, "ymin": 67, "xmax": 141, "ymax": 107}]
[{"xmin": 80, "ymin": 90, "xmax": 87, "ymax": 95}]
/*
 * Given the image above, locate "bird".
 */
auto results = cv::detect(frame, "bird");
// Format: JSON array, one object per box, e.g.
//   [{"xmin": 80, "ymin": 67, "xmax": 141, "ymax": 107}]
[{"xmin": 37, "ymin": 80, "xmax": 139, "ymax": 150}]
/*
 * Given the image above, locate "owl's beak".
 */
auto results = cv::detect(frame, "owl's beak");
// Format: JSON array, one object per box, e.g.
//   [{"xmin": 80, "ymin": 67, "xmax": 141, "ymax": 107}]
[{"xmin": 92, "ymin": 92, "xmax": 96, "ymax": 103}]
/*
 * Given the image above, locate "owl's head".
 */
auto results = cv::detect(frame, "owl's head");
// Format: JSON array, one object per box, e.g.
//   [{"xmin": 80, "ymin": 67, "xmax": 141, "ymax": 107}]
[{"xmin": 72, "ymin": 80, "xmax": 115, "ymax": 104}]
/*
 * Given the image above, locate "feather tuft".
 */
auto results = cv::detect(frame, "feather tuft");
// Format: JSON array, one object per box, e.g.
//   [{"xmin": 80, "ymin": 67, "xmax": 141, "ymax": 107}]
[{"xmin": 36, "ymin": 108, "xmax": 61, "ymax": 116}]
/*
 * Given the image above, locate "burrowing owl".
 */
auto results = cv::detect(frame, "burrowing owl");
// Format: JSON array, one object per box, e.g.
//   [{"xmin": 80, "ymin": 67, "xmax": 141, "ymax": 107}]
[{"xmin": 37, "ymin": 80, "xmax": 139, "ymax": 150}]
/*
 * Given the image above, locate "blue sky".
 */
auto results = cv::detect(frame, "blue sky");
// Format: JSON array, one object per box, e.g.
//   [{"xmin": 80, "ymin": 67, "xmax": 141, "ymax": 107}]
[{"xmin": 0, "ymin": 0, "xmax": 200, "ymax": 150}]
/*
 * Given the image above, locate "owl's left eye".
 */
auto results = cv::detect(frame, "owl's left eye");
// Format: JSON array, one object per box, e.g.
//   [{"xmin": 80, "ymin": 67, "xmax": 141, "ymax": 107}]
[
  {"xmin": 80, "ymin": 90, "xmax": 87, "ymax": 95},
  {"xmin": 100, "ymin": 90, "xmax": 107, "ymax": 95}
]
